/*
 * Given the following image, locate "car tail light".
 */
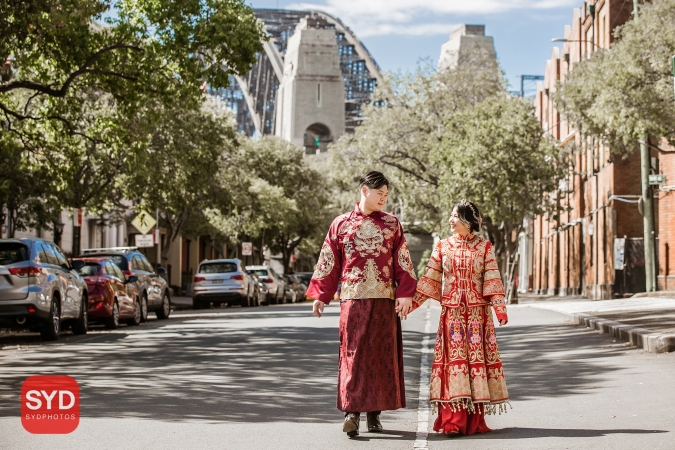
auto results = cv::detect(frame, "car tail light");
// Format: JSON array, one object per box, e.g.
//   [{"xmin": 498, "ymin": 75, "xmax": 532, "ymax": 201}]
[
  {"xmin": 86, "ymin": 276, "xmax": 107, "ymax": 287},
  {"xmin": 8, "ymin": 266, "xmax": 41, "ymax": 277},
  {"xmin": 26, "ymin": 305, "xmax": 36, "ymax": 313},
  {"xmin": 264, "ymin": 278, "xmax": 275, "ymax": 284},
  {"xmin": 194, "ymin": 276, "xmax": 205, "ymax": 283},
  {"xmin": 231, "ymin": 274, "xmax": 244, "ymax": 280}
]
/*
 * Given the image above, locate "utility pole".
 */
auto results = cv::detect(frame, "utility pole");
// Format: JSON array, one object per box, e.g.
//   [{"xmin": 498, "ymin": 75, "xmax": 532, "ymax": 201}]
[{"xmin": 634, "ymin": 0, "xmax": 657, "ymax": 291}]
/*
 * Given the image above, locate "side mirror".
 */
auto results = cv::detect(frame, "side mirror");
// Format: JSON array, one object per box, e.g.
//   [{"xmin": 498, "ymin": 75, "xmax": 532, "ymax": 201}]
[
  {"xmin": 71, "ymin": 260, "xmax": 85, "ymax": 270},
  {"xmin": 157, "ymin": 267, "xmax": 166, "ymax": 276},
  {"xmin": 126, "ymin": 275, "xmax": 138, "ymax": 283}
]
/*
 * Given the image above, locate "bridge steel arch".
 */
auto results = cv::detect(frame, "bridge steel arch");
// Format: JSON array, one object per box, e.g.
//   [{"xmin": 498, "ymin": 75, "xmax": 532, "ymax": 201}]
[{"xmin": 210, "ymin": 9, "xmax": 384, "ymax": 138}]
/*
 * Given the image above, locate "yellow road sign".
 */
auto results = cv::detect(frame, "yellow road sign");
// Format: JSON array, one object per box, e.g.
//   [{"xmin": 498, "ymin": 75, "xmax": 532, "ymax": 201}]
[{"xmin": 131, "ymin": 210, "xmax": 157, "ymax": 235}]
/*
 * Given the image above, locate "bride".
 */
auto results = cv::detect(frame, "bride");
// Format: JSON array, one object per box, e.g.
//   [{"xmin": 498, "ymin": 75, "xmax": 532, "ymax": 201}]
[{"xmin": 411, "ymin": 199, "xmax": 510, "ymax": 436}]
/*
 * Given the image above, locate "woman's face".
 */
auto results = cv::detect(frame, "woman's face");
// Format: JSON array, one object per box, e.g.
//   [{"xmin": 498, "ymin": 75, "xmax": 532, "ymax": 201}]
[{"xmin": 449, "ymin": 207, "xmax": 470, "ymax": 236}]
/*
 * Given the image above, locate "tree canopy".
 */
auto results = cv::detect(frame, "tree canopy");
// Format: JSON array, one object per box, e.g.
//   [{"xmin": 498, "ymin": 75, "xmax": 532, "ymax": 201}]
[
  {"xmin": 329, "ymin": 57, "xmax": 563, "ymax": 257},
  {"xmin": 554, "ymin": 0, "xmax": 675, "ymax": 152}
]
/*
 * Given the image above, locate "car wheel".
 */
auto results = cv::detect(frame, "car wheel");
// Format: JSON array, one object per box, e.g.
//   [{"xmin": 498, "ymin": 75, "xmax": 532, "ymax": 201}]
[
  {"xmin": 72, "ymin": 294, "xmax": 88, "ymax": 335},
  {"xmin": 140, "ymin": 295, "xmax": 149, "ymax": 322},
  {"xmin": 40, "ymin": 297, "xmax": 61, "ymax": 341},
  {"xmin": 105, "ymin": 300, "xmax": 120, "ymax": 330},
  {"xmin": 156, "ymin": 292, "xmax": 171, "ymax": 319},
  {"xmin": 127, "ymin": 298, "xmax": 141, "ymax": 326}
]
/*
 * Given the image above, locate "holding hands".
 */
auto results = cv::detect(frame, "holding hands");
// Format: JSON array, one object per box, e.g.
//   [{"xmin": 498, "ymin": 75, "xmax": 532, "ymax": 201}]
[{"xmin": 395, "ymin": 297, "xmax": 413, "ymax": 319}]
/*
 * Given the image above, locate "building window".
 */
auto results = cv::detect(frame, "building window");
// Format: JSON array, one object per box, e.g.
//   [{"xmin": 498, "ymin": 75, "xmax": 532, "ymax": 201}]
[{"xmin": 317, "ymin": 83, "xmax": 321, "ymax": 107}]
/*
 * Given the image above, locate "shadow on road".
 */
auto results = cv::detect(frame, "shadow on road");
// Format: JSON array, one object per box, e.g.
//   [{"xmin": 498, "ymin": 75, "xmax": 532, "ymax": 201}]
[
  {"xmin": 495, "ymin": 322, "xmax": 630, "ymax": 402},
  {"xmin": 0, "ymin": 305, "xmax": 425, "ymax": 424},
  {"xmin": 427, "ymin": 427, "xmax": 668, "ymax": 440}
]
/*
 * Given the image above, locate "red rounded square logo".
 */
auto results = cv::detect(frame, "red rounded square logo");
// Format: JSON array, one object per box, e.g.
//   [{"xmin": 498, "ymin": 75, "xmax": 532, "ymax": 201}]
[{"xmin": 21, "ymin": 376, "xmax": 80, "ymax": 434}]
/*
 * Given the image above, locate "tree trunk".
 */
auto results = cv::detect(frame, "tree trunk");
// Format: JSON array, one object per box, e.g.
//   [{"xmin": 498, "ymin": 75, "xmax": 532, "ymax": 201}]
[{"xmin": 72, "ymin": 225, "xmax": 81, "ymax": 255}]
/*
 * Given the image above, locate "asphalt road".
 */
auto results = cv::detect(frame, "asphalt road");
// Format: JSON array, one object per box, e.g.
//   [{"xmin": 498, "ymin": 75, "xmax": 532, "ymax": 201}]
[{"xmin": 0, "ymin": 301, "xmax": 673, "ymax": 450}]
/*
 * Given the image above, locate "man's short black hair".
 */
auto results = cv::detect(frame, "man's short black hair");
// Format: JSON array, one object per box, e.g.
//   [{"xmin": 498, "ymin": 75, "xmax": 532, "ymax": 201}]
[{"xmin": 359, "ymin": 171, "xmax": 389, "ymax": 190}]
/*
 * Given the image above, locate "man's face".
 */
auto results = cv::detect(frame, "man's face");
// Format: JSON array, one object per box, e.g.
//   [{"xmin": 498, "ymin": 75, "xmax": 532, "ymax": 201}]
[{"xmin": 361, "ymin": 185, "xmax": 388, "ymax": 212}]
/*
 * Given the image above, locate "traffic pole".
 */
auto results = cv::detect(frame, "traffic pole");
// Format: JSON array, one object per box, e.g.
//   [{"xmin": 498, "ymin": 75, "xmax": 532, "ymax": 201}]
[{"xmin": 634, "ymin": 0, "xmax": 657, "ymax": 291}]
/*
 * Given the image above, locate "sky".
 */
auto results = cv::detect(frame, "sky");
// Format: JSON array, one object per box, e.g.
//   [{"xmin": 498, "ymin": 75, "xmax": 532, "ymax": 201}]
[{"xmin": 247, "ymin": 0, "xmax": 582, "ymax": 95}]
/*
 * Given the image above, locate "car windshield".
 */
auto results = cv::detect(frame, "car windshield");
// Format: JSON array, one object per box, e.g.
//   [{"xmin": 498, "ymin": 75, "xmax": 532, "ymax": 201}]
[
  {"xmin": 0, "ymin": 243, "xmax": 29, "ymax": 265},
  {"xmin": 76, "ymin": 263, "xmax": 101, "ymax": 277},
  {"xmin": 251, "ymin": 269, "xmax": 269, "ymax": 278},
  {"xmin": 87, "ymin": 254, "xmax": 127, "ymax": 270},
  {"xmin": 200, "ymin": 263, "xmax": 237, "ymax": 274}
]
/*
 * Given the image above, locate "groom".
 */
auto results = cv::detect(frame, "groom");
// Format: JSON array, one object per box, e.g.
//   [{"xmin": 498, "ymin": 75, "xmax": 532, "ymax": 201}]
[{"xmin": 306, "ymin": 171, "xmax": 417, "ymax": 437}]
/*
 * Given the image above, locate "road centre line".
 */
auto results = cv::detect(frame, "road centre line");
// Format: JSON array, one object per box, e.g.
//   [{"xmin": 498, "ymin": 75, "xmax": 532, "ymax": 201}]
[{"xmin": 414, "ymin": 303, "xmax": 432, "ymax": 449}]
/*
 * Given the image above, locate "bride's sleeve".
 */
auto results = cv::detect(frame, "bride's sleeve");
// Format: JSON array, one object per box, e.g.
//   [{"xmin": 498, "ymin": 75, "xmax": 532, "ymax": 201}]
[
  {"xmin": 411, "ymin": 240, "xmax": 443, "ymax": 312},
  {"xmin": 483, "ymin": 242, "xmax": 508, "ymax": 323}
]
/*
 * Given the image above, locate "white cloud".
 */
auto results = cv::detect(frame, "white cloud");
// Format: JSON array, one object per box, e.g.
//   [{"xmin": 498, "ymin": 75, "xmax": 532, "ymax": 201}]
[{"xmin": 287, "ymin": 0, "xmax": 578, "ymax": 37}]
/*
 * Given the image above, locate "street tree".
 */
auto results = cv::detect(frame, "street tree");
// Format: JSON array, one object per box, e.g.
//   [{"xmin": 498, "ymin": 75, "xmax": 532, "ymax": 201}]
[
  {"xmin": 0, "ymin": 0, "xmax": 265, "ymax": 123},
  {"xmin": 432, "ymin": 93, "xmax": 563, "ymax": 257},
  {"xmin": 208, "ymin": 136, "xmax": 332, "ymax": 272},
  {"xmin": 0, "ymin": 135, "xmax": 59, "ymax": 237},
  {"xmin": 554, "ymin": 0, "xmax": 675, "ymax": 152},
  {"xmin": 329, "ymin": 56, "xmax": 562, "ymax": 265},
  {"xmin": 126, "ymin": 96, "xmax": 238, "ymax": 266},
  {"xmin": 329, "ymin": 56, "xmax": 504, "ymax": 229}
]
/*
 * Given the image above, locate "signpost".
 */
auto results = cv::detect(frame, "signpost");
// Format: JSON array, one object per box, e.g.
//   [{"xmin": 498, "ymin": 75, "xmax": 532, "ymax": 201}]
[
  {"xmin": 135, "ymin": 234, "xmax": 154, "ymax": 248},
  {"xmin": 613, "ymin": 238, "xmax": 626, "ymax": 271},
  {"xmin": 242, "ymin": 242, "xmax": 253, "ymax": 256}
]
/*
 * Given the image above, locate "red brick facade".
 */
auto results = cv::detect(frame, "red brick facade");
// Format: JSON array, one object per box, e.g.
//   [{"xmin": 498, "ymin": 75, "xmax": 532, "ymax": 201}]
[{"xmin": 529, "ymin": 0, "xmax": 659, "ymax": 299}]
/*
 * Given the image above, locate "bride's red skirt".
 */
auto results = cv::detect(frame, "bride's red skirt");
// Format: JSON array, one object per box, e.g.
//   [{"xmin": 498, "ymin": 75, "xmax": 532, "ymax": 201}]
[{"xmin": 433, "ymin": 405, "xmax": 492, "ymax": 435}]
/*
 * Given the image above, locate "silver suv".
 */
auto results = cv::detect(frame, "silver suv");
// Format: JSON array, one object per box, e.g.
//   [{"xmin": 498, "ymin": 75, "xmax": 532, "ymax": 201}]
[
  {"xmin": 245, "ymin": 265, "xmax": 287, "ymax": 304},
  {"xmin": 0, "ymin": 238, "xmax": 89, "ymax": 340}
]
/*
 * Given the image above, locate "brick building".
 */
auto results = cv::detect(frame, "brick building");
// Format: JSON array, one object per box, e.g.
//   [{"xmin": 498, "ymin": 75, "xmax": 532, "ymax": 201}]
[
  {"xmin": 658, "ymin": 145, "xmax": 675, "ymax": 291},
  {"xmin": 525, "ymin": 0, "xmax": 660, "ymax": 299}
]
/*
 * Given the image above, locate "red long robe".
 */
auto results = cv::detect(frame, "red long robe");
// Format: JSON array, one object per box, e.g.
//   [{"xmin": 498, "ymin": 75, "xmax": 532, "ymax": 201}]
[
  {"xmin": 412, "ymin": 233, "xmax": 510, "ymax": 435},
  {"xmin": 307, "ymin": 203, "xmax": 418, "ymax": 412}
]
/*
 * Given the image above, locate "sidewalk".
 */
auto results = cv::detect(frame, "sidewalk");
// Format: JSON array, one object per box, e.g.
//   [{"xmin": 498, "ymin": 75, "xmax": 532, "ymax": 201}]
[{"xmin": 516, "ymin": 294, "xmax": 675, "ymax": 353}]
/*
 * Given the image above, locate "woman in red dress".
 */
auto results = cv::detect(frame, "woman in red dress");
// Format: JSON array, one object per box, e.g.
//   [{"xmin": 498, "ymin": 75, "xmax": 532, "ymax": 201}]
[{"xmin": 412, "ymin": 200, "xmax": 510, "ymax": 436}]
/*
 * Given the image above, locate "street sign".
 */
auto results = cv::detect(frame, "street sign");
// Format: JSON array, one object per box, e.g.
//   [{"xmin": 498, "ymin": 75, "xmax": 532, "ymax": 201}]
[
  {"xmin": 648, "ymin": 174, "xmax": 667, "ymax": 185},
  {"xmin": 241, "ymin": 242, "xmax": 253, "ymax": 256},
  {"xmin": 75, "ymin": 209, "xmax": 82, "ymax": 227},
  {"xmin": 131, "ymin": 210, "xmax": 156, "ymax": 235},
  {"xmin": 135, "ymin": 234, "xmax": 154, "ymax": 248},
  {"xmin": 613, "ymin": 238, "xmax": 626, "ymax": 271}
]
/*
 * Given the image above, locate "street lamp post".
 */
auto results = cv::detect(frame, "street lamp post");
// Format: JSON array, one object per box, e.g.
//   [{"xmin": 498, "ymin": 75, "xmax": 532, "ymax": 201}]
[{"xmin": 551, "ymin": 38, "xmax": 598, "ymax": 50}]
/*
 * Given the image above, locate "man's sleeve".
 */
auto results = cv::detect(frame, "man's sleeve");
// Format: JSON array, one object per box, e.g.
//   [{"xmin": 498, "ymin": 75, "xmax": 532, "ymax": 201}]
[
  {"xmin": 306, "ymin": 220, "xmax": 342, "ymax": 305},
  {"xmin": 411, "ymin": 240, "xmax": 442, "ymax": 312},
  {"xmin": 392, "ymin": 222, "xmax": 418, "ymax": 298},
  {"xmin": 483, "ymin": 242, "xmax": 508, "ymax": 323}
]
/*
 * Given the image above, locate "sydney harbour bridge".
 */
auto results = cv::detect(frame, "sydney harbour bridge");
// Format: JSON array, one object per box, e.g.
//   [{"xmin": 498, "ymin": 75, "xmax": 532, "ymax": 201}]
[{"xmin": 209, "ymin": 9, "xmax": 384, "ymax": 153}]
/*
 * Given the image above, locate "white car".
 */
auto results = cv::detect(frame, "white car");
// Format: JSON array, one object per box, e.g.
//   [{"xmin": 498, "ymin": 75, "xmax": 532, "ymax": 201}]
[
  {"xmin": 192, "ymin": 259, "xmax": 257, "ymax": 308},
  {"xmin": 245, "ymin": 265, "xmax": 287, "ymax": 304}
]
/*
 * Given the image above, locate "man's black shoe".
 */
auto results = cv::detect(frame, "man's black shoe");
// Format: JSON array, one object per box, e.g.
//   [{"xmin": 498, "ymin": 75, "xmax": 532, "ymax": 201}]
[
  {"xmin": 366, "ymin": 411, "xmax": 383, "ymax": 432},
  {"xmin": 343, "ymin": 412, "xmax": 360, "ymax": 437}
]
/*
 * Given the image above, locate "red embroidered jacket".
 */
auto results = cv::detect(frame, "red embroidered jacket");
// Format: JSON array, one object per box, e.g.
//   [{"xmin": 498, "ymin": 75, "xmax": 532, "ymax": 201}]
[
  {"xmin": 412, "ymin": 234, "xmax": 508, "ymax": 322},
  {"xmin": 306, "ymin": 204, "xmax": 418, "ymax": 304}
]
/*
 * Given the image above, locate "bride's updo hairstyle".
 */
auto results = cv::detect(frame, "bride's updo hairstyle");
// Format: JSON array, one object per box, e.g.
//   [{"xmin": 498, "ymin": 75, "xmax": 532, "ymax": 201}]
[{"xmin": 455, "ymin": 199, "xmax": 483, "ymax": 233}]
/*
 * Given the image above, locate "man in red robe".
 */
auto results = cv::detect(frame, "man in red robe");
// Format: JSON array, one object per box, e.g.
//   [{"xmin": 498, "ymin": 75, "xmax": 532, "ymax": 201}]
[{"xmin": 307, "ymin": 171, "xmax": 417, "ymax": 437}]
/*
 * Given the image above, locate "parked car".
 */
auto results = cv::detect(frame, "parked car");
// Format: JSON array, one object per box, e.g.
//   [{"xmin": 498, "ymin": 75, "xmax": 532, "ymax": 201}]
[
  {"xmin": 245, "ymin": 265, "xmax": 287, "ymax": 304},
  {"xmin": 193, "ymin": 259, "xmax": 257, "ymax": 309},
  {"xmin": 72, "ymin": 257, "xmax": 140, "ymax": 328},
  {"xmin": 284, "ymin": 274, "xmax": 307, "ymax": 303},
  {"xmin": 248, "ymin": 271, "xmax": 270, "ymax": 307},
  {"xmin": 0, "ymin": 238, "xmax": 88, "ymax": 341},
  {"xmin": 80, "ymin": 247, "xmax": 171, "ymax": 321},
  {"xmin": 295, "ymin": 272, "xmax": 314, "ymax": 287}
]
